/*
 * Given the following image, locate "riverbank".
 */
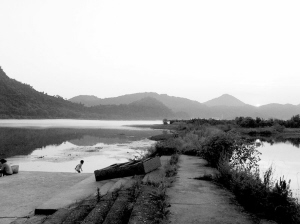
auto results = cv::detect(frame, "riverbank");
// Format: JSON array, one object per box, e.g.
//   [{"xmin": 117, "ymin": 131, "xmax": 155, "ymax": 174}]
[
  {"xmin": 5, "ymin": 155, "xmax": 279, "ymax": 224},
  {"xmin": 0, "ymin": 171, "xmax": 90, "ymax": 224},
  {"xmin": 7, "ymin": 156, "xmax": 173, "ymax": 224},
  {"xmin": 150, "ymin": 121, "xmax": 300, "ymax": 223}
]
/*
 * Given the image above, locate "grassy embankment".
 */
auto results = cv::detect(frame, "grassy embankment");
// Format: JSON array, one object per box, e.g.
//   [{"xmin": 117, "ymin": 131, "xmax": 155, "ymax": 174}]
[
  {"xmin": 153, "ymin": 121, "xmax": 300, "ymax": 224},
  {"xmin": 130, "ymin": 146, "xmax": 179, "ymax": 223}
]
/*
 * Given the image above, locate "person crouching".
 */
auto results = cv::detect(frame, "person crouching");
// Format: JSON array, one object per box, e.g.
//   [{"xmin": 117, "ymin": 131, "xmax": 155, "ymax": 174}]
[
  {"xmin": 0, "ymin": 159, "xmax": 13, "ymax": 176},
  {"xmin": 75, "ymin": 160, "xmax": 84, "ymax": 173}
]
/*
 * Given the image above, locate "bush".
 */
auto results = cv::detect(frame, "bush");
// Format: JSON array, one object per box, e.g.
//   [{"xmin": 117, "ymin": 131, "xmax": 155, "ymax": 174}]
[
  {"xmin": 165, "ymin": 154, "xmax": 179, "ymax": 177},
  {"xmin": 200, "ymin": 132, "xmax": 236, "ymax": 167},
  {"xmin": 178, "ymin": 133, "xmax": 201, "ymax": 155},
  {"xmin": 227, "ymin": 168, "xmax": 266, "ymax": 212},
  {"xmin": 273, "ymin": 123, "xmax": 285, "ymax": 132},
  {"xmin": 155, "ymin": 138, "xmax": 182, "ymax": 155},
  {"xmin": 174, "ymin": 126, "xmax": 222, "ymax": 156},
  {"xmin": 169, "ymin": 153, "xmax": 179, "ymax": 165}
]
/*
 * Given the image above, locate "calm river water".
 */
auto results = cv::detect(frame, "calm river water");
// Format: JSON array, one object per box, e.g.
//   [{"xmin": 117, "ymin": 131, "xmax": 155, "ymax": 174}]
[
  {"xmin": 0, "ymin": 119, "xmax": 163, "ymax": 173},
  {"xmin": 258, "ymin": 140, "xmax": 300, "ymax": 198}
]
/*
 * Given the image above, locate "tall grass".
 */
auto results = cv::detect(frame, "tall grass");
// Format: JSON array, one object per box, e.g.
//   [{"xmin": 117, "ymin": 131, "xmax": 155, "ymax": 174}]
[
  {"xmin": 211, "ymin": 135, "xmax": 300, "ymax": 224},
  {"xmin": 217, "ymin": 159, "xmax": 300, "ymax": 223}
]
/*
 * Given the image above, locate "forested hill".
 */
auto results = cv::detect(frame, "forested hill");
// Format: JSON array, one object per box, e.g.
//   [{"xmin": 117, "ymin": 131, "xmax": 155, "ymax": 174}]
[
  {"xmin": 0, "ymin": 67, "xmax": 91, "ymax": 118},
  {"xmin": 0, "ymin": 67, "xmax": 179, "ymax": 119},
  {"xmin": 89, "ymin": 97, "xmax": 184, "ymax": 119}
]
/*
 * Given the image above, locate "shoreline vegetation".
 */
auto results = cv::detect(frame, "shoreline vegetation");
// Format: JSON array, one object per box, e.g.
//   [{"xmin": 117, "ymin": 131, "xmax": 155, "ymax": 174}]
[{"xmin": 150, "ymin": 116, "xmax": 300, "ymax": 224}]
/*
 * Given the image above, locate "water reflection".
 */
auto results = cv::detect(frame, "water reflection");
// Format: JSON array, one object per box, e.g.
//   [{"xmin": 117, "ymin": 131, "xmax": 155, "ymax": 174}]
[
  {"xmin": 0, "ymin": 128, "xmax": 161, "ymax": 158},
  {"xmin": 249, "ymin": 136, "xmax": 300, "ymax": 148},
  {"xmin": 0, "ymin": 121, "xmax": 163, "ymax": 173},
  {"xmin": 257, "ymin": 140, "xmax": 300, "ymax": 198},
  {"xmin": 271, "ymin": 138, "xmax": 300, "ymax": 148}
]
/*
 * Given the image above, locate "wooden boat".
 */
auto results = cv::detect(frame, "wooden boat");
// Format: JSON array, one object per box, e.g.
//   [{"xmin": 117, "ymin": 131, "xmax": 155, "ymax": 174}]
[{"xmin": 94, "ymin": 157, "xmax": 161, "ymax": 181}]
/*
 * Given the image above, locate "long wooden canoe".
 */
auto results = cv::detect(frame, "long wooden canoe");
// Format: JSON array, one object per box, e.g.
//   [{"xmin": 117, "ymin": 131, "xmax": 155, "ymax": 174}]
[{"xmin": 94, "ymin": 157, "xmax": 161, "ymax": 181}]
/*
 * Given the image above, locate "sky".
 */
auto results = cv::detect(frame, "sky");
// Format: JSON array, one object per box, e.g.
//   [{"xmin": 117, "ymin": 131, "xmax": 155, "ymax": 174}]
[{"xmin": 0, "ymin": 0, "xmax": 300, "ymax": 106}]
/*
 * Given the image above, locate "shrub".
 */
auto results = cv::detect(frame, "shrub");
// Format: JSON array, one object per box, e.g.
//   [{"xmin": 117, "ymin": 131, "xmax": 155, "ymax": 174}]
[
  {"xmin": 193, "ymin": 125, "xmax": 222, "ymax": 138},
  {"xmin": 155, "ymin": 138, "xmax": 182, "ymax": 155},
  {"xmin": 216, "ymin": 124, "xmax": 232, "ymax": 132},
  {"xmin": 273, "ymin": 123, "xmax": 285, "ymax": 132},
  {"xmin": 229, "ymin": 141, "xmax": 261, "ymax": 173},
  {"xmin": 165, "ymin": 163, "xmax": 178, "ymax": 178},
  {"xmin": 169, "ymin": 153, "xmax": 179, "ymax": 165},
  {"xmin": 164, "ymin": 154, "xmax": 179, "ymax": 178},
  {"xmin": 200, "ymin": 132, "xmax": 236, "ymax": 167},
  {"xmin": 178, "ymin": 133, "xmax": 201, "ymax": 155},
  {"xmin": 227, "ymin": 168, "xmax": 266, "ymax": 212}
]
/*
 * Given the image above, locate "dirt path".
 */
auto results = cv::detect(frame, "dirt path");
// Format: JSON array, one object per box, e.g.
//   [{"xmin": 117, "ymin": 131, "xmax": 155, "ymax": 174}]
[{"xmin": 167, "ymin": 155, "xmax": 274, "ymax": 224}]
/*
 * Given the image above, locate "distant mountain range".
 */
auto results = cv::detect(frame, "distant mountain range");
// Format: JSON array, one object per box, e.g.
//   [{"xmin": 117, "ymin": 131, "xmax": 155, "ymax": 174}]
[
  {"xmin": 70, "ymin": 92, "xmax": 208, "ymax": 118},
  {"xmin": 1, "ymin": 66, "xmax": 300, "ymax": 120},
  {"xmin": 70, "ymin": 93, "xmax": 300, "ymax": 120}
]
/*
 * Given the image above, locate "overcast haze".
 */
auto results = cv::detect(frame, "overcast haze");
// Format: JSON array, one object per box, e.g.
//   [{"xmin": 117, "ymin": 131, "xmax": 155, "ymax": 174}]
[{"xmin": 1, "ymin": 0, "xmax": 300, "ymax": 106}]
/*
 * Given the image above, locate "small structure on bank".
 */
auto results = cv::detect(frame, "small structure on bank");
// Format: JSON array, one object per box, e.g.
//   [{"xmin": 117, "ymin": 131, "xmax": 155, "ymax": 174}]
[{"xmin": 163, "ymin": 119, "xmax": 169, "ymax": 125}]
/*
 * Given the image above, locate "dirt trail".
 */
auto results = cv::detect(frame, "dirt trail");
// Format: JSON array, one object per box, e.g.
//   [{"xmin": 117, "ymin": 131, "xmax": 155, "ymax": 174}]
[{"xmin": 167, "ymin": 155, "xmax": 275, "ymax": 224}]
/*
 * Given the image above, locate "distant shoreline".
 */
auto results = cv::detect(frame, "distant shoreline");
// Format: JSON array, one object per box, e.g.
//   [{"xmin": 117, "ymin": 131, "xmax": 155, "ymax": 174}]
[{"xmin": 128, "ymin": 123, "xmax": 178, "ymax": 130}]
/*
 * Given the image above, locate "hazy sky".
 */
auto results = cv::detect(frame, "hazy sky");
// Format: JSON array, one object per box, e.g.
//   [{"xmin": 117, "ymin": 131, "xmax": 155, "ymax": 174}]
[{"xmin": 1, "ymin": 1, "xmax": 300, "ymax": 106}]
